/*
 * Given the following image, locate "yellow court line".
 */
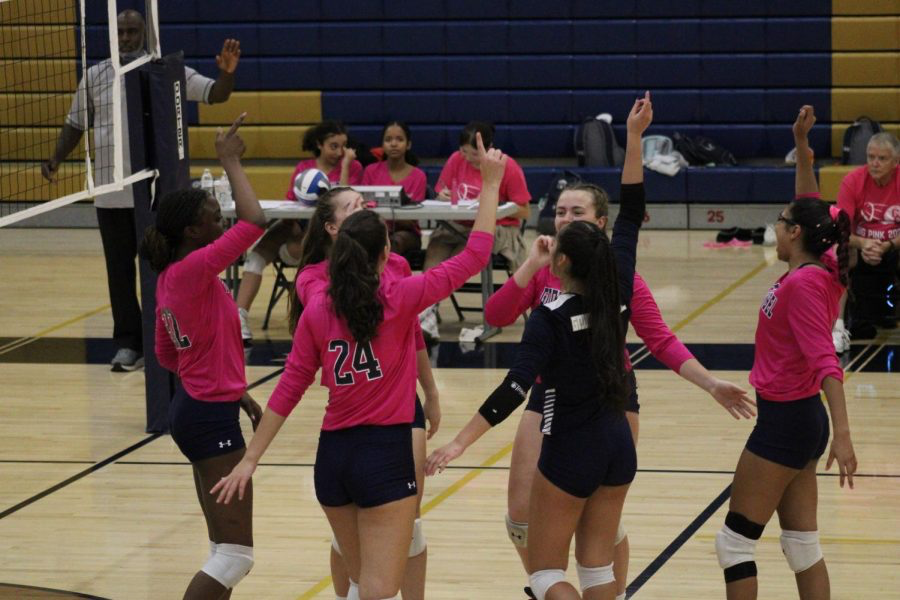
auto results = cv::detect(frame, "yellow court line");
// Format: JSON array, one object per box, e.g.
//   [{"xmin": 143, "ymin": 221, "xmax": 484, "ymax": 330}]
[
  {"xmin": 668, "ymin": 259, "xmax": 769, "ymax": 334},
  {"xmin": 295, "ymin": 258, "xmax": 772, "ymax": 599},
  {"xmin": 0, "ymin": 304, "xmax": 110, "ymax": 356}
]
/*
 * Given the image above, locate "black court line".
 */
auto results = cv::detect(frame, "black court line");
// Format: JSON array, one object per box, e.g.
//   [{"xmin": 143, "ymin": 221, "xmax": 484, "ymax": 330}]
[
  {"xmin": 0, "ymin": 434, "xmax": 162, "ymax": 520},
  {"xmin": 0, "ymin": 368, "xmax": 285, "ymax": 521},
  {"xmin": 626, "ymin": 484, "xmax": 732, "ymax": 598}
]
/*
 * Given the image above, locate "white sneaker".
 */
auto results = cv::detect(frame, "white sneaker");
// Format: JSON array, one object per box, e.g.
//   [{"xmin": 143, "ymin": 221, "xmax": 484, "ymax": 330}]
[
  {"xmin": 832, "ymin": 325, "xmax": 850, "ymax": 354},
  {"xmin": 418, "ymin": 304, "xmax": 439, "ymax": 344},
  {"xmin": 239, "ymin": 307, "xmax": 252, "ymax": 342},
  {"xmin": 111, "ymin": 348, "xmax": 144, "ymax": 372}
]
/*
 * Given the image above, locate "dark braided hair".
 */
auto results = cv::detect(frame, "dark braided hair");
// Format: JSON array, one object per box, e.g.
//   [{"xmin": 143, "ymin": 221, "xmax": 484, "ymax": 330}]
[
  {"xmin": 788, "ymin": 198, "xmax": 852, "ymax": 286},
  {"xmin": 302, "ymin": 120, "xmax": 348, "ymax": 157},
  {"xmin": 139, "ymin": 189, "xmax": 207, "ymax": 273},
  {"xmin": 287, "ymin": 186, "xmax": 352, "ymax": 334},
  {"xmin": 327, "ymin": 210, "xmax": 387, "ymax": 345},
  {"xmin": 555, "ymin": 220, "xmax": 628, "ymax": 411}
]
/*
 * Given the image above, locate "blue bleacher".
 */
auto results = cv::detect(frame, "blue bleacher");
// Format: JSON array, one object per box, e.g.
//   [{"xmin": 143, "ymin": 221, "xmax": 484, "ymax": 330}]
[{"xmin": 88, "ymin": 0, "xmax": 839, "ymax": 208}]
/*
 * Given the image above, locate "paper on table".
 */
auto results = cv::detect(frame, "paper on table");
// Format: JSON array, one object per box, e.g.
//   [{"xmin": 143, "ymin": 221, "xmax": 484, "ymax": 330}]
[
  {"xmin": 260, "ymin": 200, "xmax": 295, "ymax": 209},
  {"xmin": 421, "ymin": 199, "xmax": 479, "ymax": 208}
]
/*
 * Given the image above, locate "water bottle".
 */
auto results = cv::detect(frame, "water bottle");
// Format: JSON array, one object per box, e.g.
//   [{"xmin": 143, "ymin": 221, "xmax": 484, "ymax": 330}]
[
  {"xmin": 200, "ymin": 168, "xmax": 214, "ymax": 195},
  {"xmin": 216, "ymin": 173, "xmax": 233, "ymax": 210}
]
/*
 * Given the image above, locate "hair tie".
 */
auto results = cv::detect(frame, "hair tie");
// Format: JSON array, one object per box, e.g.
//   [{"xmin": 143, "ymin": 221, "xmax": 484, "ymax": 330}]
[{"xmin": 829, "ymin": 205, "xmax": 841, "ymax": 222}]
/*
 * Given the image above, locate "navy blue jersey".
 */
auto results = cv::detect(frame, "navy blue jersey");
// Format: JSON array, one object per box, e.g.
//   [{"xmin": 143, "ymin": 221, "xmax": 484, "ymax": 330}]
[{"xmin": 480, "ymin": 183, "xmax": 645, "ymax": 434}]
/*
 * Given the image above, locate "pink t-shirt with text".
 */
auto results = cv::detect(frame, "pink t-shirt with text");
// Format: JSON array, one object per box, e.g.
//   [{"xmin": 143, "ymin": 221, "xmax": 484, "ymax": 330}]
[
  {"xmin": 285, "ymin": 158, "xmax": 363, "ymax": 200},
  {"xmin": 435, "ymin": 151, "xmax": 531, "ymax": 226},
  {"xmin": 837, "ymin": 165, "xmax": 900, "ymax": 242},
  {"xmin": 268, "ymin": 232, "xmax": 494, "ymax": 428},
  {"xmin": 155, "ymin": 220, "xmax": 266, "ymax": 402}
]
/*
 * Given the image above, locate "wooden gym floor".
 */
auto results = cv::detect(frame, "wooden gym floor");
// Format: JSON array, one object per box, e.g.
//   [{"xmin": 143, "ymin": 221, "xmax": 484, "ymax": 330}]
[{"xmin": 0, "ymin": 227, "xmax": 897, "ymax": 599}]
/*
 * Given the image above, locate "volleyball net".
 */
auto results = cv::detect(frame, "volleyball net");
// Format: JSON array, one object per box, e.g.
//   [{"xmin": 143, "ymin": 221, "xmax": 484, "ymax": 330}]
[{"xmin": 0, "ymin": 0, "xmax": 160, "ymax": 227}]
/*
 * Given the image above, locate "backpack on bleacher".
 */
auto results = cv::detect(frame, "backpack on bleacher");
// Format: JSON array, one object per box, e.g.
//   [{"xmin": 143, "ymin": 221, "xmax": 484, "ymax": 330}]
[
  {"xmin": 536, "ymin": 170, "xmax": 582, "ymax": 235},
  {"xmin": 842, "ymin": 116, "xmax": 884, "ymax": 165},
  {"xmin": 672, "ymin": 132, "xmax": 738, "ymax": 166},
  {"xmin": 575, "ymin": 116, "xmax": 624, "ymax": 167}
]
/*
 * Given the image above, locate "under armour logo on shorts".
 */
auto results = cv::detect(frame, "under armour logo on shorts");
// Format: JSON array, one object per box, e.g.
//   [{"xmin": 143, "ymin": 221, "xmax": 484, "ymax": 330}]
[
  {"xmin": 218, "ymin": 439, "xmax": 232, "ymax": 449},
  {"xmin": 407, "ymin": 481, "xmax": 417, "ymax": 490}
]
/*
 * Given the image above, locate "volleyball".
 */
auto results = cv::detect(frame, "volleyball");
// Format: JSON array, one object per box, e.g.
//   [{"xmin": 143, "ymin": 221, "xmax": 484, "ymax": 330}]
[{"xmin": 292, "ymin": 168, "xmax": 331, "ymax": 205}]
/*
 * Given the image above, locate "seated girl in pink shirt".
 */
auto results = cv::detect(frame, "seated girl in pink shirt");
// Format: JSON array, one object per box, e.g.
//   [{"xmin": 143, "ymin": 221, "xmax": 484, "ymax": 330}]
[
  {"xmin": 421, "ymin": 121, "xmax": 532, "ymax": 340},
  {"xmin": 362, "ymin": 121, "xmax": 428, "ymax": 258},
  {"xmin": 287, "ymin": 120, "xmax": 364, "ymax": 196},
  {"xmin": 236, "ymin": 121, "xmax": 365, "ymax": 345}
]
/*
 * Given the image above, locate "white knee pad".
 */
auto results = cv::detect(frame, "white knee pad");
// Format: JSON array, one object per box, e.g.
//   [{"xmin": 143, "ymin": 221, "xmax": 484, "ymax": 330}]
[
  {"xmin": 616, "ymin": 520, "xmax": 627, "ymax": 545},
  {"xmin": 529, "ymin": 569, "xmax": 567, "ymax": 600},
  {"xmin": 576, "ymin": 561, "xmax": 615, "ymax": 592},
  {"xmin": 331, "ymin": 534, "xmax": 342, "ymax": 555},
  {"xmin": 780, "ymin": 530, "xmax": 823, "ymax": 573},
  {"xmin": 409, "ymin": 518, "xmax": 426, "ymax": 557},
  {"xmin": 506, "ymin": 513, "xmax": 528, "ymax": 548},
  {"xmin": 715, "ymin": 525, "xmax": 758, "ymax": 569},
  {"xmin": 244, "ymin": 251, "xmax": 266, "ymax": 275},
  {"xmin": 278, "ymin": 243, "xmax": 301, "ymax": 266},
  {"xmin": 201, "ymin": 543, "xmax": 254, "ymax": 589},
  {"xmin": 208, "ymin": 540, "xmax": 217, "ymax": 559}
]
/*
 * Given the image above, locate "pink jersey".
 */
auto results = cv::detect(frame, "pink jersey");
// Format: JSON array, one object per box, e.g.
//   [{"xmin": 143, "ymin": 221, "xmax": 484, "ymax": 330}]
[
  {"xmin": 749, "ymin": 250, "xmax": 844, "ymax": 401},
  {"xmin": 484, "ymin": 266, "xmax": 693, "ymax": 373},
  {"xmin": 268, "ymin": 231, "xmax": 494, "ymax": 428},
  {"xmin": 362, "ymin": 161, "xmax": 427, "ymax": 201},
  {"xmin": 155, "ymin": 220, "xmax": 265, "ymax": 402},
  {"xmin": 285, "ymin": 158, "xmax": 364, "ymax": 200},
  {"xmin": 837, "ymin": 165, "xmax": 900, "ymax": 242},
  {"xmin": 435, "ymin": 151, "xmax": 530, "ymax": 226},
  {"xmin": 296, "ymin": 252, "xmax": 426, "ymax": 352}
]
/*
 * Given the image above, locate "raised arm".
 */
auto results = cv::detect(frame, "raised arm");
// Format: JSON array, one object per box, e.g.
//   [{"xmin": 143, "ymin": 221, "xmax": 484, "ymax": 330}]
[
  {"xmin": 208, "ymin": 38, "xmax": 240, "ymax": 104},
  {"xmin": 792, "ymin": 105, "xmax": 819, "ymax": 196},
  {"xmin": 217, "ymin": 113, "xmax": 266, "ymax": 228},
  {"xmin": 611, "ymin": 94, "xmax": 653, "ymax": 310},
  {"xmin": 622, "ymin": 91, "xmax": 652, "ymax": 185}
]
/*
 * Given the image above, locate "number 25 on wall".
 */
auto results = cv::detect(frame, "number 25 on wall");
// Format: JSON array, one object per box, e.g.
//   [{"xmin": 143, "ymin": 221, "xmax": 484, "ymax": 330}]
[{"xmin": 707, "ymin": 209, "xmax": 725, "ymax": 224}]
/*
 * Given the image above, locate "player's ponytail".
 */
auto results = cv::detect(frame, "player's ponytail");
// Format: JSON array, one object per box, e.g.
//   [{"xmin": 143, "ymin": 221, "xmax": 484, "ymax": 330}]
[
  {"xmin": 789, "ymin": 197, "xmax": 852, "ymax": 286},
  {"xmin": 287, "ymin": 187, "xmax": 349, "ymax": 334},
  {"xmin": 328, "ymin": 210, "xmax": 386, "ymax": 345},
  {"xmin": 834, "ymin": 208, "xmax": 851, "ymax": 287},
  {"xmin": 139, "ymin": 189, "xmax": 207, "ymax": 273},
  {"xmin": 556, "ymin": 221, "xmax": 628, "ymax": 410}
]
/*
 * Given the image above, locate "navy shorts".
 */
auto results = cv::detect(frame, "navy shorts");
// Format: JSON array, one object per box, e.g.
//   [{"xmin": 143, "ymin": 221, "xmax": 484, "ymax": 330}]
[
  {"xmin": 746, "ymin": 393, "xmax": 829, "ymax": 470},
  {"xmin": 315, "ymin": 424, "xmax": 417, "ymax": 508},
  {"xmin": 169, "ymin": 385, "xmax": 245, "ymax": 463},
  {"xmin": 412, "ymin": 395, "xmax": 425, "ymax": 430},
  {"xmin": 538, "ymin": 414, "xmax": 637, "ymax": 498},
  {"xmin": 525, "ymin": 371, "xmax": 639, "ymax": 415}
]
